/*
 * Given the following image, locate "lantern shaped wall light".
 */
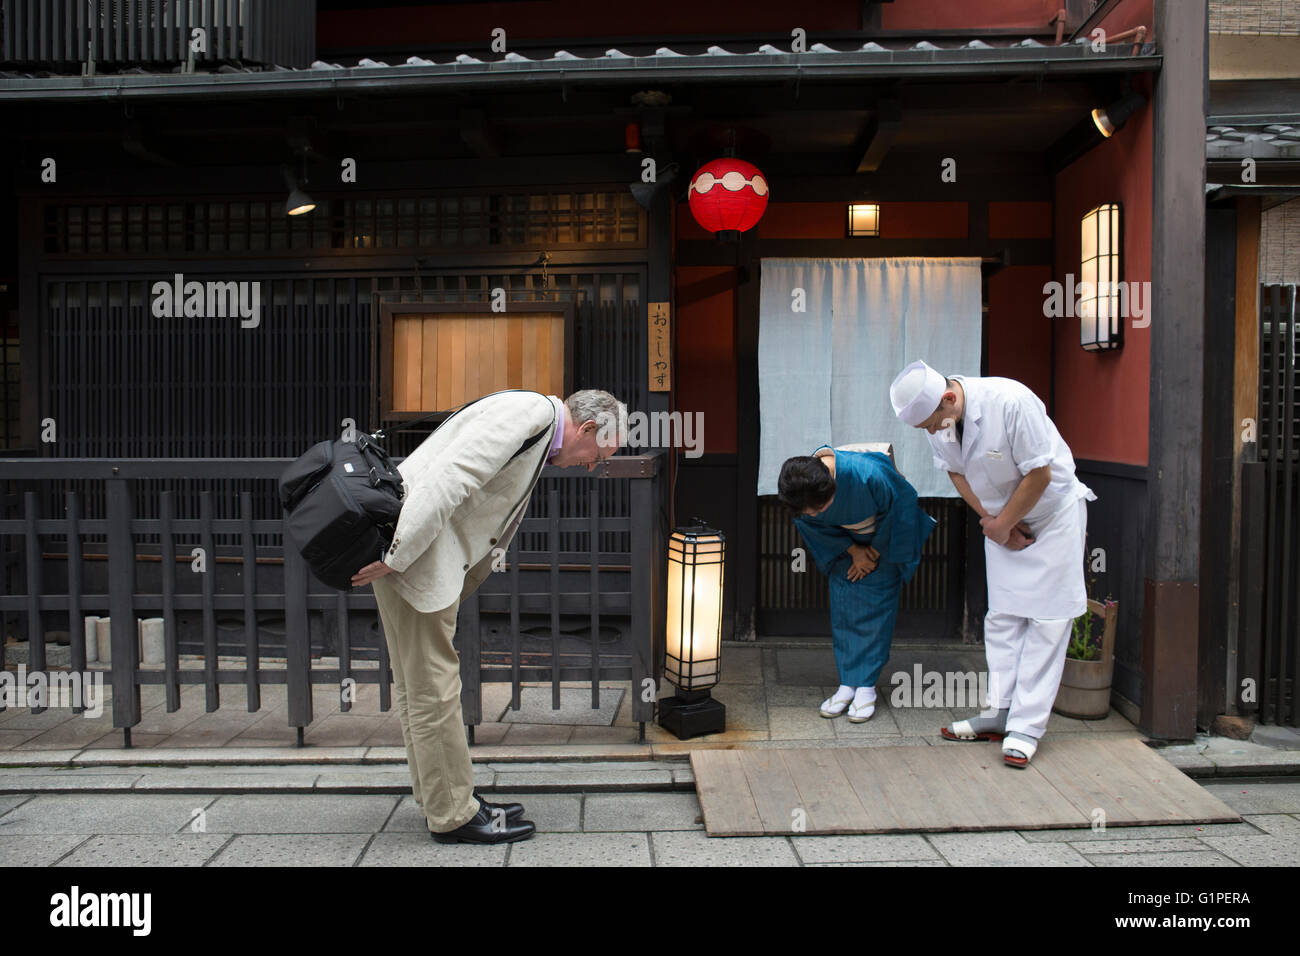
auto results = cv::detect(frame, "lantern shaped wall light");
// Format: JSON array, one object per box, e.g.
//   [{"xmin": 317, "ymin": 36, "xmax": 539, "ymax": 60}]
[
  {"xmin": 848, "ymin": 203, "xmax": 880, "ymax": 236},
  {"xmin": 1080, "ymin": 202, "xmax": 1123, "ymax": 352},
  {"xmin": 658, "ymin": 522, "xmax": 726, "ymax": 739},
  {"xmin": 687, "ymin": 158, "xmax": 768, "ymax": 240}
]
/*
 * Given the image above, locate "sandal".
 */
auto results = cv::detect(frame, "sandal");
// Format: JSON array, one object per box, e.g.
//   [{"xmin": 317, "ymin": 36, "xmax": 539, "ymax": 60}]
[
  {"xmin": 820, "ymin": 689, "xmax": 854, "ymax": 718},
  {"xmin": 1002, "ymin": 734, "xmax": 1038, "ymax": 768},
  {"xmin": 847, "ymin": 698, "xmax": 875, "ymax": 723},
  {"xmin": 940, "ymin": 718, "xmax": 1005, "ymax": 742}
]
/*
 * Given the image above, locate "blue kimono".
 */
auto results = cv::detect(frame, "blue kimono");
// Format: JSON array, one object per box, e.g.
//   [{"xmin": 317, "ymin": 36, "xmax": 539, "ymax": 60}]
[{"xmin": 793, "ymin": 447, "xmax": 938, "ymax": 687}]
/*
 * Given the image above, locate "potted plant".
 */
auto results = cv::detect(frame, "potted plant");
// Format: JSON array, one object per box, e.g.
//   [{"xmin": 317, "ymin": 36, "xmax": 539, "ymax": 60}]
[{"xmin": 1052, "ymin": 582, "xmax": 1118, "ymax": 720}]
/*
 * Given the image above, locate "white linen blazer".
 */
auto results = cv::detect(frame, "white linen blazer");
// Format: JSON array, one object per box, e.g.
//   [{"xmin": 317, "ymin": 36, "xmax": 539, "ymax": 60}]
[{"xmin": 380, "ymin": 390, "xmax": 559, "ymax": 613}]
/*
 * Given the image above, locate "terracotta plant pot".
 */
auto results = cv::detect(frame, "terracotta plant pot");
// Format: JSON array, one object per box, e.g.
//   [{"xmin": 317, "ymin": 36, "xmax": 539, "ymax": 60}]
[{"xmin": 1053, "ymin": 599, "xmax": 1117, "ymax": 720}]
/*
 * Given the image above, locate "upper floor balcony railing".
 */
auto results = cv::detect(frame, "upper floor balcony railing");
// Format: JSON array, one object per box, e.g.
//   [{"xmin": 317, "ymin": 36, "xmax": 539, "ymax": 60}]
[{"xmin": 0, "ymin": 0, "xmax": 316, "ymax": 73}]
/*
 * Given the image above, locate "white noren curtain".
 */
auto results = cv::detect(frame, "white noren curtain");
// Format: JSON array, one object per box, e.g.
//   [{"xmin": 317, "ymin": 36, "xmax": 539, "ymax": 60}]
[{"xmin": 757, "ymin": 257, "xmax": 983, "ymax": 498}]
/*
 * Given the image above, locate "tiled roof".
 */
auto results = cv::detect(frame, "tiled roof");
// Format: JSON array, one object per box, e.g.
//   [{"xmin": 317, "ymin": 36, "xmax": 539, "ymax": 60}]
[
  {"xmin": 1207, "ymin": 124, "xmax": 1300, "ymax": 159},
  {"xmin": 0, "ymin": 37, "xmax": 1160, "ymax": 100},
  {"xmin": 309, "ymin": 37, "xmax": 1149, "ymax": 70}
]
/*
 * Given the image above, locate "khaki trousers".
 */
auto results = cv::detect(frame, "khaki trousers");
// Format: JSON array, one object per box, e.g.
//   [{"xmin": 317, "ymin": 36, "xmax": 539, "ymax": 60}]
[{"xmin": 373, "ymin": 554, "xmax": 495, "ymax": 833}]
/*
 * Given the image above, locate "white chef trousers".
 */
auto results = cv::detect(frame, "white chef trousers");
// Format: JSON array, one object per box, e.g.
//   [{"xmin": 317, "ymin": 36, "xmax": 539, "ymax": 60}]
[{"xmin": 983, "ymin": 610, "xmax": 1072, "ymax": 739}]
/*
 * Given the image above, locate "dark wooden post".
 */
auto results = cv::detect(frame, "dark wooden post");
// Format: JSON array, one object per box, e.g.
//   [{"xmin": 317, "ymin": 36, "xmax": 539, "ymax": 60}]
[
  {"xmin": 282, "ymin": 514, "xmax": 312, "ymax": 744},
  {"xmin": 733, "ymin": 227, "xmax": 761, "ymax": 639},
  {"xmin": 23, "ymin": 492, "xmax": 45, "ymax": 713},
  {"xmin": 630, "ymin": 465, "xmax": 657, "ymax": 729},
  {"xmin": 1143, "ymin": 0, "xmax": 1207, "ymax": 739},
  {"xmin": 1198, "ymin": 204, "xmax": 1237, "ymax": 727},
  {"xmin": 106, "ymin": 476, "xmax": 141, "ymax": 737},
  {"xmin": 66, "ymin": 491, "xmax": 85, "ymax": 712}
]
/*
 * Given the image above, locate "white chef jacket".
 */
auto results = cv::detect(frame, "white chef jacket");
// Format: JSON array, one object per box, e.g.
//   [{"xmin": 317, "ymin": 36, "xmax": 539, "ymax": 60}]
[{"xmin": 928, "ymin": 375, "xmax": 1096, "ymax": 619}]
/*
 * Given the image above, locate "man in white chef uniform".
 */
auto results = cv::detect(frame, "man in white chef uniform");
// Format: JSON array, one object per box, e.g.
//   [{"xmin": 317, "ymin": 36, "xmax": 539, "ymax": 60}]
[{"xmin": 889, "ymin": 360, "xmax": 1096, "ymax": 767}]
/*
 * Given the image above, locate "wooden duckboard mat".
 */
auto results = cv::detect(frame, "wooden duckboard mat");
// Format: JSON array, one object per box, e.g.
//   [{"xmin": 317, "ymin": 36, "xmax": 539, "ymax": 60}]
[{"xmin": 691, "ymin": 737, "xmax": 1241, "ymax": 836}]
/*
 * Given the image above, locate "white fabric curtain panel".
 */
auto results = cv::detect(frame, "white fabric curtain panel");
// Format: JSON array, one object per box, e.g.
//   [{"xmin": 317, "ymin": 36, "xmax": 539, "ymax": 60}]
[{"xmin": 757, "ymin": 256, "xmax": 983, "ymax": 498}]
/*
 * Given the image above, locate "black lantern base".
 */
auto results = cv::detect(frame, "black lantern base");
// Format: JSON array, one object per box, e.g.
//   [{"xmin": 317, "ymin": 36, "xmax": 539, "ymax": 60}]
[{"xmin": 658, "ymin": 689, "xmax": 726, "ymax": 740}]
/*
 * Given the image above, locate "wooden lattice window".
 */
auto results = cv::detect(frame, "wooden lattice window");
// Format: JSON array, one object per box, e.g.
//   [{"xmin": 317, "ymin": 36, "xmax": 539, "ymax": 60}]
[{"xmin": 380, "ymin": 302, "xmax": 574, "ymax": 417}]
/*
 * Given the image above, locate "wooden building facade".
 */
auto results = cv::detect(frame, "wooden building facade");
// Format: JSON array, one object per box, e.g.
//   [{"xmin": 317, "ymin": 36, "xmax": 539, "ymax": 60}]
[{"xmin": 2, "ymin": 0, "xmax": 1280, "ymax": 738}]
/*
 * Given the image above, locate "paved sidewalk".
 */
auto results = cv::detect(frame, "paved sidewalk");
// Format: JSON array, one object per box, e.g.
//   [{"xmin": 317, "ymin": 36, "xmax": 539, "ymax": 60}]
[
  {"xmin": 0, "ymin": 642, "xmax": 1145, "ymax": 754},
  {"xmin": 1, "ymin": 778, "xmax": 1297, "ymax": 866},
  {"xmin": 4, "ymin": 642, "xmax": 1296, "ymax": 778}
]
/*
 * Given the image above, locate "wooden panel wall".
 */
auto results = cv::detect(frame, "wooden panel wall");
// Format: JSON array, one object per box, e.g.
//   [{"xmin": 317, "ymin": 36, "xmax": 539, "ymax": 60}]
[{"xmin": 392, "ymin": 311, "xmax": 566, "ymax": 412}]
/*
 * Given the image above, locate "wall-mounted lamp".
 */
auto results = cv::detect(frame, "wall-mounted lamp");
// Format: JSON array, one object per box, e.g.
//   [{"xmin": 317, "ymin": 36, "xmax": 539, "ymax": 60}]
[
  {"xmin": 1080, "ymin": 202, "xmax": 1122, "ymax": 352},
  {"xmin": 659, "ymin": 522, "xmax": 726, "ymax": 739},
  {"xmin": 848, "ymin": 203, "xmax": 881, "ymax": 237},
  {"xmin": 280, "ymin": 164, "xmax": 316, "ymax": 217},
  {"xmin": 1091, "ymin": 92, "xmax": 1147, "ymax": 139}
]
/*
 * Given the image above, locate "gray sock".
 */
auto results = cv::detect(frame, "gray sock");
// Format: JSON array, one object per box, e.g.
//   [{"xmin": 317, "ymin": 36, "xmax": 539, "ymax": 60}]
[{"xmin": 965, "ymin": 707, "xmax": 1009, "ymax": 735}]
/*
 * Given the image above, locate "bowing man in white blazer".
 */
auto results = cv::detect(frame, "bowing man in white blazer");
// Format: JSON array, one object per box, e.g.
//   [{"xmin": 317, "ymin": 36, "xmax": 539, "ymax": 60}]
[
  {"xmin": 350, "ymin": 388, "xmax": 627, "ymax": 841},
  {"xmin": 889, "ymin": 360, "xmax": 1095, "ymax": 768}
]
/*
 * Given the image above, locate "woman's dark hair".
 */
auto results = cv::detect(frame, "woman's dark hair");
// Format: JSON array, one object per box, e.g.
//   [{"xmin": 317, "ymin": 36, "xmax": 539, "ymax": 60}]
[{"xmin": 778, "ymin": 456, "xmax": 835, "ymax": 513}]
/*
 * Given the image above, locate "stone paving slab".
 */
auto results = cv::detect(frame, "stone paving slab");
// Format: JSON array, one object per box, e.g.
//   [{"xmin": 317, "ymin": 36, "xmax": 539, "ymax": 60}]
[
  {"xmin": 808, "ymin": 858, "xmax": 951, "ymax": 866},
  {"xmin": 1200, "ymin": 780, "xmax": 1300, "ymax": 813},
  {"xmin": 132, "ymin": 769, "xmax": 325, "ymax": 791},
  {"xmin": 1158, "ymin": 740, "xmax": 1300, "ymax": 777},
  {"xmin": 925, "ymin": 832, "xmax": 1093, "ymax": 866},
  {"xmin": 650, "ymin": 829, "xmax": 800, "ymax": 866},
  {"xmin": 197, "ymin": 794, "xmax": 398, "ymax": 833},
  {"xmin": 0, "ymin": 833, "xmax": 93, "ymax": 866},
  {"xmin": 208, "ymin": 833, "xmax": 372, "ymax": 867},
  {"xmin": 68, "ymin": 746, "xmax": 372, "ymax": 766},
  {"xmin": 1069, "ymin": 837, "xmax": 1210, "ymax": 854},
  {"xmin": 491, "ymin": 769, "xmax": 675, "ymax": 791},
  {"xmin": 0, "ymin": 793, "xmax": 31, "ymax": 815},
  {"xmin": 0, "ymin": 787, "xmax": 1296, "ymax": 866},
  {"xmin": 0, "ymin": 750, "xmax": 83, "ymax": 766},
  {"xmin": 359, "ymin": 832, "xmax": 509, "ymax": 867},
  {"xmin": 790, "ymin": 833, "xmax": 942, "ymax": 864},
  {"xmin": 501, "ymin": 686, "xmax": 624, "ymax": 726},
  {"xmin": 0, "ymin": 772, "xmax": 143, "ymax": 791},
  {"xmin": 1020, "ymin": 820, "xmax": 1259, "ymax": 842},
  {"xmin": 0, "ymin": 794, "xmax": 217, "ymax": 834},
  {"xmin": 1198, "ymin": 834, "xmax": 1300, "ymax": 866},
  {"xmin": 379, "ymin": 793, "xmax": 585, "ymax": 834},
  {"xmin": 53, "ymin": 833, "xmax": 229, "ymax": 867},
  {"xmin": 485, "ymin": 793, "xmax": 583, "ymax": 832},
  {"xmin": 1242, "ymin": 813, "xmax": 1300, "ymax": 836},
  {"xmin": 312, "ymin": 767, "xmax": 495, "ymax": 792},
  {"xmin": 582, "ymin": 793, "xmax": 703, "ymax": 832},
  {"xmin": 507, "ymin": 831, "xmax": 651, "ymax": 866},
  {"xmin": 1087, "ymin": 850, "xmax": 1240, "ymax": 866}
]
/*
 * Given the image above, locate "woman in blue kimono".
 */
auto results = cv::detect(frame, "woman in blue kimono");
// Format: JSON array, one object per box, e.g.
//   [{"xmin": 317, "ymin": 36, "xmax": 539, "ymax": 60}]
[{"xmin": 778, "ymin": 445, "xmax": 937, "ymax": 722}]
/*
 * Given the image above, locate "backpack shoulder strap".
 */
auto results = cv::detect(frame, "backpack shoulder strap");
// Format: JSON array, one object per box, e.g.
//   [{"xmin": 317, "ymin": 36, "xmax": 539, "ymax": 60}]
[{"xmin": 371, "ymin": 388, "xmax": 547, "ymax": 441}]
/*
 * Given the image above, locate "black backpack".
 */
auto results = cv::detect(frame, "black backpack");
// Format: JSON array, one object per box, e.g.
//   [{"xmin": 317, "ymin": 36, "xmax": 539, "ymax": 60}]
[{"xmin": 278, "ymin": 392, "xmax": 552, "ymax": 591}]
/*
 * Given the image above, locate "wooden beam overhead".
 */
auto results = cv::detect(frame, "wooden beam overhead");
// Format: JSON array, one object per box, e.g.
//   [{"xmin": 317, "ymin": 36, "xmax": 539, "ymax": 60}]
[
  {"xmin": 855, "ymin": 99, "xmax": 901, "ymax": 174},
  {"xmin": 459, "ymin": 108, "xmax": 501, "ymax": 160}
]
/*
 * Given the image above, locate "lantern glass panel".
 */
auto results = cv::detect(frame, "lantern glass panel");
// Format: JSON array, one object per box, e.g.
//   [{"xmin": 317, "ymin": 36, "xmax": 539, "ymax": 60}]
[
  {"xmin": 1079, "ymin": 203, "xmax": 1121, "ymax": 352},
  {"xmin": 665, "ymin": 531, "xmax": 724, "ymax": 691},
  {"xmin": 848, "ymin": 203, "xmax": 880, "ymax": 237}
]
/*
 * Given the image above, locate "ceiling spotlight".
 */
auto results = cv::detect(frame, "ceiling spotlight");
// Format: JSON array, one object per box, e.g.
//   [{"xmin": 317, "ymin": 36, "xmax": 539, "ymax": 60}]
[
  {"xmin": 280, "ymin": 164, "xmax": 316, "ymax": 216},
  {"xmin": 1091, "ymin": 91, "xmax": 1147, "ymax": 138}
]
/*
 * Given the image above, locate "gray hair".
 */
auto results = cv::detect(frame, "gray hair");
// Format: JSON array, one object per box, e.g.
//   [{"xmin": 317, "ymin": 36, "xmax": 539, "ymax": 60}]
[{"xmin": 565, "ymin": 389, "xmax": 628, "ymax": 446}]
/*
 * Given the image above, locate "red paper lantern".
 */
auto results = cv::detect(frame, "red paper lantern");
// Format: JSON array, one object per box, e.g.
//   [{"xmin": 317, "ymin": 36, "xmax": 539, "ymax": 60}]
[{"xmin": 688, "ymin": 158, "xmax": 769, "ymax": 233}]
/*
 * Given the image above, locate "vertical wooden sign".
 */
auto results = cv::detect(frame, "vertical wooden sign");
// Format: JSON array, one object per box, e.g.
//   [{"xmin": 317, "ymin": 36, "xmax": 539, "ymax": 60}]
[{"xmin": 648, "ymin": 301, "xmax": 671, "ymax": 392}]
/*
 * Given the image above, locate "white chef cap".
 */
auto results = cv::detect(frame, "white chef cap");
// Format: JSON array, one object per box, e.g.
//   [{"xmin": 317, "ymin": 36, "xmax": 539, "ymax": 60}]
[{"xmin": 890, "ymin": 359, "xmax": 947, "ymax": 426}]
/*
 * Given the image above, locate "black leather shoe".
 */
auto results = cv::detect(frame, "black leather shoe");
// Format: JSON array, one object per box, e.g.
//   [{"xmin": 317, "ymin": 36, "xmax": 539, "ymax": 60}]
[
  {"xmin": 430, "ymin": 806, "xmax": 535, "ymax": 844},
  {"xmin": 478, "ymin": 794, "xmax": 525, "ymax": 821}
]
